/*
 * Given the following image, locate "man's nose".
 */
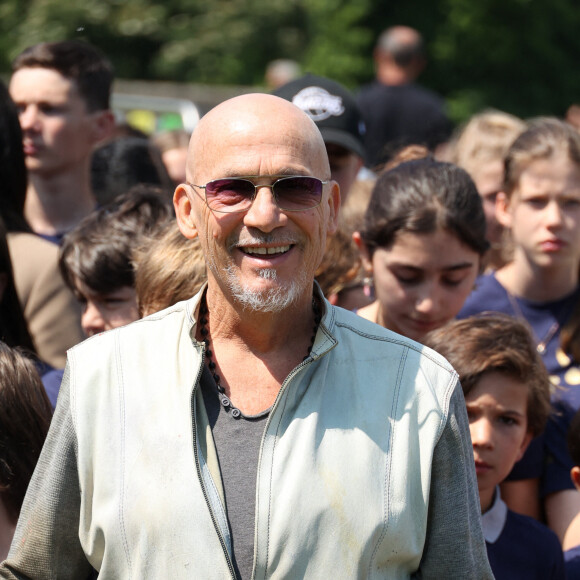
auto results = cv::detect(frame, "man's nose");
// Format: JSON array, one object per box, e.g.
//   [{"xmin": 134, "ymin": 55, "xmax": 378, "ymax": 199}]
[
  {"xmin": 19, "ymin": 105, "xmax": 40, "ymax": 131},
  {"xmin": 243, "ymin": 185, "xmax": 285, "ymax": 232}
]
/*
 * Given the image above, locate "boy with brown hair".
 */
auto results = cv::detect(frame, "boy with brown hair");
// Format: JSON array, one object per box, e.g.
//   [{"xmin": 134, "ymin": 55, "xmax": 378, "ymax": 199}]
[
  {"xmin": 59, "ymin": 186, "xmax": 173, "ymax": 337},
  {"xmin": 425, "ymin": 314, "xmax": 565, "ymax": 579}
]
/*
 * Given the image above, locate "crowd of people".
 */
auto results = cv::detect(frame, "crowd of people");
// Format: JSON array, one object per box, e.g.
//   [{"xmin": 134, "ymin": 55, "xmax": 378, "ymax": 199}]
[{"xmin": 0, "ymin": 25, "xmax": 578, "ymax": 579}]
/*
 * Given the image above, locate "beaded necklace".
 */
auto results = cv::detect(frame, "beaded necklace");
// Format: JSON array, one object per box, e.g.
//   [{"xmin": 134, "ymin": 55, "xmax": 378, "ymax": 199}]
[{"xmin": 198, "ymin": 295, "xmax": 321, "ymax": 419}]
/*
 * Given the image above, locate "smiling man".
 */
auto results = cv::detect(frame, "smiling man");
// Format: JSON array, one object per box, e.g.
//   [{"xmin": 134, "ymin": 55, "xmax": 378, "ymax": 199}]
[{"xmin": 1, "ymin": 94, "xmax": 492, "ymax": 579}]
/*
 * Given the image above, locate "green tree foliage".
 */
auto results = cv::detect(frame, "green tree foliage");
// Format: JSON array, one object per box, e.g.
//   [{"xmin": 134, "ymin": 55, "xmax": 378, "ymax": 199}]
[
  {"xmin": 301, "ymin": 0, "xmax": 374, "ymax": 87},
  {"xmin": 362, "ymin": 0, "xmax": 580, "ymax": 122},
  {"xmin": 1, "ymin": 0, "xmax": 579, "ymax": 123}
]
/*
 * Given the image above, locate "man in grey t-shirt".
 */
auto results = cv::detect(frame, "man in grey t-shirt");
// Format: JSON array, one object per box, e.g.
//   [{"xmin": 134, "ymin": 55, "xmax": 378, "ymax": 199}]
[{"xmin": 0, "ymin": 94, "xmax": 492, "ymax": 579}]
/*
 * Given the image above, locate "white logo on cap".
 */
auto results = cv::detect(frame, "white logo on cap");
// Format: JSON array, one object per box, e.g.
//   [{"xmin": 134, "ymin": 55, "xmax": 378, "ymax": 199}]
[{"xmin": 292, "ymin": 87, "xmax": 344, "ymax": 121}]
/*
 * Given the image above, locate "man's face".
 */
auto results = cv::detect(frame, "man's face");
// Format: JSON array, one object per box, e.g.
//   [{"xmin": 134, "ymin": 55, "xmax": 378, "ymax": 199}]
[
  {"xmin": 175, "ymin": 96, "xmax": 340, "ymax": 312},
  {"xmin": 9, "ymin": 67, "xmax": 102, "ymax": 177},
  {"xmin": 325, "ymin": 143, "xmax": 363, "ymax": 202}
]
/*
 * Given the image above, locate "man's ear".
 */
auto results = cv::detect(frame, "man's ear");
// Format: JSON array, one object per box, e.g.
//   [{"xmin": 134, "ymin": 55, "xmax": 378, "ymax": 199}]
[
  {"xmin": 326, "ymin": 180, "xmax": 341, "ymax": 236},
  {"xmin": 91, "ymin": 110, "xmax": 116, "ymax": 145},
  {"xmin": 496, "ymin": 192, "xmax": 513, "ymax": 228},
  {"xmin": 174, "ymin": 184, "xmax": 199, "ymax": 239},
  {"xmin": 352, "ymin": 232, "xmax": 373, "ymax": 273}
]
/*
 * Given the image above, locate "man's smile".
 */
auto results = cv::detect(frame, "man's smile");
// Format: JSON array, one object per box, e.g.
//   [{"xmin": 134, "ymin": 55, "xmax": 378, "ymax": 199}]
[{"xmin": 242, "ymin": 245, "xmax": 292, "ymax": 256}]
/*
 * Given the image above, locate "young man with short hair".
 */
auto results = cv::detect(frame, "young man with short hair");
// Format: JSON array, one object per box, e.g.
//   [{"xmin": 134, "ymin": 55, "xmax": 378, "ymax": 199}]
[{"xmin": 9, "ymin": 40, "xmax": 115, "ymax": 243}]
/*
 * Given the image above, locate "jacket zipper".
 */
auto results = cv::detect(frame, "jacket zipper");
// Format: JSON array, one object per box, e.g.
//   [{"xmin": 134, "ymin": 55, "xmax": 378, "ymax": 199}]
[
  {"xmin": 250, "ymin": 354, "xmax": 315, "ymax": 580},
  {"xmin": 191, "ymin": 348, "xmax": 237, "ymax": 580}
]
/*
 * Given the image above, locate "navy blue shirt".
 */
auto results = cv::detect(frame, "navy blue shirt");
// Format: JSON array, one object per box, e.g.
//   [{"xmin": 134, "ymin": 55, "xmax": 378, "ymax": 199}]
[
  {"xmin": 565, "ymin": 544, "xmax": 580, "ymax": 579},
  {"xmin": 483, "ymin": 491, "xmax": 565, "ymax": 579}
]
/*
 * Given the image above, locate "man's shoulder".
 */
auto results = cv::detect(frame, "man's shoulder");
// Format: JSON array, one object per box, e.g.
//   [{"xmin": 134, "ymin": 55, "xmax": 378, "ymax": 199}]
[
  {"xmin": 357, "ymin": 81, "xmax": 444, "ymax": 106},
  {"xmin": 403, "ymin": 83, "xmax": 446, "ymax": 106},
  {"xmin": 329, "ymin": 304, "xmax": 456, "ymax": 375},
  {"xmin": 356, "ymin": 81, "xmax": 393, "ymax": 105},
  {"xmin": 7, "ymin": 231, "xmax": 59, "ymax": 255},
  {"xmin": 69, "ymin": 298, "xmax": 195, "ymax": 358}
]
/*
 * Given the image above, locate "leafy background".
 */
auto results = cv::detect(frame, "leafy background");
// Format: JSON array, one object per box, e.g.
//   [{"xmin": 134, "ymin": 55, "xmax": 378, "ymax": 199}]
[{"xmin": 1, "ymin": 0, "xmax": 578, "ymax": 124}]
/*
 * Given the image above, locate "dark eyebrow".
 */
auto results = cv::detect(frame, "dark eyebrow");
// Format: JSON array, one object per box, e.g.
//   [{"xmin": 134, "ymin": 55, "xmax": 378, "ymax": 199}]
[
  {"xmin": 390, "ymin": 262, "xmax": 475, "ymax": 273},
  {"xmin": 504, "ymin": 410, "xmax": 526, "ymax": 417},
  {"xmin": 443, "ymin": 262, "xmax": 476, "ymax": 272}
]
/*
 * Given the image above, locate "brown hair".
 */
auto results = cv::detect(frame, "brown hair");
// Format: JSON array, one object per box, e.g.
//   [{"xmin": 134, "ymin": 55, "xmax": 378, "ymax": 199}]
[
  {"xmin": 0, "ymin": 342, "xmax": 52, "ymax": 523},
  {"xmin": 133, "ymin": 221, "xmax": 207, "ymax": 317},
  {"xmin": 59, "ymin": 186, "xmax": 173, "ymax": 297},
  {"xmin": 503, "ymin": 117, "xmax": 580, "ymax": 197},
  {"xmin": 424, "ymin": 314, "xmax": 551, "ymax": 437},
  {"xmin": 12, "ymin": 40, "xmax": 113, "ymax": 112},
  {"xmin": 359, "ymin": 158, "xmax": 489, "ymax": 258},
  {"xmin": 379, "ymin": 144, "xmax": 430, "ymax": 174}
]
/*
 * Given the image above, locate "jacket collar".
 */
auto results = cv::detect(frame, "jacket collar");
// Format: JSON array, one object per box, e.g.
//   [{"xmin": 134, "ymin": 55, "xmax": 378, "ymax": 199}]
[{"xmin": 185, "ymin": 281, "xmax": 338, "ymax": 360}]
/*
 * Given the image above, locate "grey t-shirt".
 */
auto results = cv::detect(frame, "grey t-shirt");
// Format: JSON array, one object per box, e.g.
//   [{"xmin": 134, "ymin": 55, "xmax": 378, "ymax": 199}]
[{"xmin": 201, "ymin": 366, "xmax": 269, "ymax": 580}]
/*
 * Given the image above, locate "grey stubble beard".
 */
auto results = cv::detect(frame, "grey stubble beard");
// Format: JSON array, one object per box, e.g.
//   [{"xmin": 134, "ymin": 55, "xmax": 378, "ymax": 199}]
[
  {"xmin": 205, "ymin": 231, "xmax": 311, "ymax": 313},
  {"xmin": 222, "ymin": 263, "xmax": 308, "ymax": 312}
]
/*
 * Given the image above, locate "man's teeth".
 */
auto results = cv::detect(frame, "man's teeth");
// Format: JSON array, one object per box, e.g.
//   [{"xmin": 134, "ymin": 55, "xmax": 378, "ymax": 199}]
[{"xmin": 244, "ymin": 245, "xmax": 291, "ymax": 255}]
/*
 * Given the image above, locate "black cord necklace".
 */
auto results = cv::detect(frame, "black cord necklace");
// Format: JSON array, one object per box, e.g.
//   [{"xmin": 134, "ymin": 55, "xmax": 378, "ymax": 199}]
[{"xmin": 198, "ymin": 295, "xmax": 321, "ymax": 419}]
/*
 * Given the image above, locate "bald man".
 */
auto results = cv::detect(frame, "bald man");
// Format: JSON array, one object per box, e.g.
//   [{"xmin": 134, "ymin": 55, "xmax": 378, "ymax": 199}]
[
  {"xmin": 0, "ymin": 95, "xmax": 492, "ymax": 579},
  {"xmin": 357, "ymin": 26, "xmax": 452, "ymax": 168}
]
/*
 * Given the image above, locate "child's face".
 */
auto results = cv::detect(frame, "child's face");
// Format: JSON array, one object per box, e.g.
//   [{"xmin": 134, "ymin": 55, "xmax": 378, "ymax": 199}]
[
  {"xmin": 360, "ymin": 229, "xmax": 480, "ymax": 342},
  {"xmin": 75, "ymin": 280, "xmax": 139, "ymax": 337},
  {"xmin": 465, "ymin": 371, "xmax": 532, "ymax": 512},
  {"xmin": 497, "ymin": 152, "xmax": 580, "ymax": 271}
]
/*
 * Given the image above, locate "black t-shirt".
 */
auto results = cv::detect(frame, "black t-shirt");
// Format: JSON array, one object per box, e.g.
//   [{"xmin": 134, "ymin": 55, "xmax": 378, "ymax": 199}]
[{"xmin": 356, "ymin": 81, "xmax": 452, "ymax": 168}]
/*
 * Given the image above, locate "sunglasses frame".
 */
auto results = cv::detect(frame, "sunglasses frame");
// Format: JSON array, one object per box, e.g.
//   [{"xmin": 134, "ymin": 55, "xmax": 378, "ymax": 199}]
[{"xmin": 189, "ymin": 176, "xmax": 328, "ymax": 213}]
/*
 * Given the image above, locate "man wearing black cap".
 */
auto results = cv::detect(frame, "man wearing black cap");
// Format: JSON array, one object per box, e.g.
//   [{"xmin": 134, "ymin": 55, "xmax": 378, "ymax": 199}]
[{"xmin": 274, "ymin": 74, "xmax": 365, "ymax": 201}]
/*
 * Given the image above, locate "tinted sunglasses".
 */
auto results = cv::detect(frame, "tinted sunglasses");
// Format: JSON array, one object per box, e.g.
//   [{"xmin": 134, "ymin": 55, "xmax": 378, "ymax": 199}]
[{"xmin": 189, "ymin": 176, "xmax": 328, "ymax": 213}]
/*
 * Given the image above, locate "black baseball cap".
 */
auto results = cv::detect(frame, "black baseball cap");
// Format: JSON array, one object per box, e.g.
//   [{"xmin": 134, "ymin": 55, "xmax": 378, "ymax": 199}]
[{"xmin": 273, "ymin": 74, "xmax": 365, "ymax": 159}]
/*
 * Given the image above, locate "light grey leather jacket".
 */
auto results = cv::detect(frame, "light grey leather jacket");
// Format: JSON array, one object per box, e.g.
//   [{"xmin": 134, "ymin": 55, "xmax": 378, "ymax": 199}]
[{"xmin": 1, "ymin": 288, "xmax": 493, "ymax": 579}]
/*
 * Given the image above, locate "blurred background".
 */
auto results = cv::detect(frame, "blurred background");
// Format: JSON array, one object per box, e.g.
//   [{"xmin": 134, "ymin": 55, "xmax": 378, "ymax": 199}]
[{"xmin": 1, "ymin": 0, "xmax": 577, "ymax": 130}]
